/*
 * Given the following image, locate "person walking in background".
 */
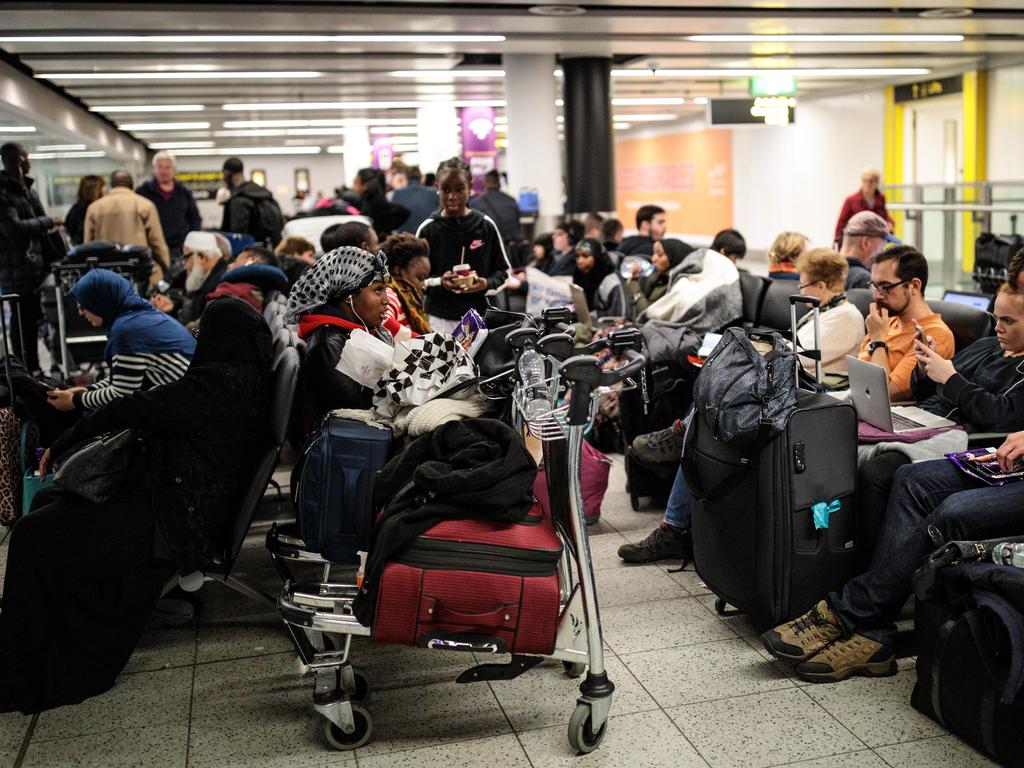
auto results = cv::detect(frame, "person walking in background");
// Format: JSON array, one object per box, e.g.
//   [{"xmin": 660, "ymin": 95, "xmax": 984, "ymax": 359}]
[
  {"xmin": 834, "ymin": 167, "xmax": 894, "ymax": 248},
  {"xmin": 0, "ymin": 142, "xmax": 62, "ymax": 372},
  {"xmin": 84, "ymin": 169, "xmax": 170, "ymax": 283},
  {"xmin": 136, "ymin": 151, "xmax": 201, "ymax": 260},
  {"xmin": 220, "ymin": 157, "xmax": 284, "ymax": 246},
  {"xmin": 392, "ymin": 165, "xmax": 439, "ymax": 234},
  {"xmin": 469, "ymin": 170, "xmax": 521, "ymax": 244},
  {"xmin": 64, "ymin": 174, "xmax": 105, "ymax": 246}
]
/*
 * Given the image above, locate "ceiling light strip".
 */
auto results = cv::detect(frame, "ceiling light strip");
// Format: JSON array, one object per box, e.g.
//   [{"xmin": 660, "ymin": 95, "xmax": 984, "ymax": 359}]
[
  {"xmin": 89, "ymin": 104, "xmax": 205, "ymax": 112},
  {"xmin": 1, "ymin": 34, "xmax": 505, "ymax": 43},
  {"xmin": 222, "ymin": 99, "xmax": 507, "ymax": 111},
  {"xmin": 39, "ymin": 71, "xmax": 321, "ymax": 81},
  {"xmin": 686, "ymin": 34, "xmax": 964, "ymax": 43},
  {"xmin": 611, "ymin": 67, "xmax": 930, "ymax": 78}
]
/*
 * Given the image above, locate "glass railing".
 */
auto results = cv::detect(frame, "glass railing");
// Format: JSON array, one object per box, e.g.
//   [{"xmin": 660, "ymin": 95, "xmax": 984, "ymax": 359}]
[{"xmin": 882, "ymin": 181, "xmax": 1024, "ymax": 297}]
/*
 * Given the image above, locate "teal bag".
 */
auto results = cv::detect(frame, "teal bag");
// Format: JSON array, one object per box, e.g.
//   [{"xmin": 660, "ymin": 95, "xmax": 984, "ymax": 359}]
[{"xmin": 20, "ymin": 423, "xmax": 52, "ymax": 515}]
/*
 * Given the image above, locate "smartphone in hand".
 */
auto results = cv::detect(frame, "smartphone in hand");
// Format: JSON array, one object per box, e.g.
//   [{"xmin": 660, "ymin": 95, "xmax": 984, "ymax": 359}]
[{"xmin": 914, "ymin": 322, "xmax": 928, "ymax": 346}]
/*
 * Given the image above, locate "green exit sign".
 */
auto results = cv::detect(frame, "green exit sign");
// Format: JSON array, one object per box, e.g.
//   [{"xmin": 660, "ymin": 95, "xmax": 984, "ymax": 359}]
[{"xmin": 750, "ymin": 74, "xmax": 797, "ymax": 97}]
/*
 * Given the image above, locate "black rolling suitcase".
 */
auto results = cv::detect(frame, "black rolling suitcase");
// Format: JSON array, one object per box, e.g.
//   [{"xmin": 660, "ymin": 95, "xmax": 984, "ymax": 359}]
[
  {"xmin": 683, "ymin": 295, "xmax": 860, "ymax": 629},
  {"xmin": 624, "ymin": 446, "xmax": 676, "ymax": 511}
]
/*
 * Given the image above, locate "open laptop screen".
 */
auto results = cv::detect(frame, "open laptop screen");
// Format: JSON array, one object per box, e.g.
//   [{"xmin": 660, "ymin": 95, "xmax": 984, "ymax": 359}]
[{"xmin": 942, "ymin": 291, "xmax": 991, "ymax": 311}]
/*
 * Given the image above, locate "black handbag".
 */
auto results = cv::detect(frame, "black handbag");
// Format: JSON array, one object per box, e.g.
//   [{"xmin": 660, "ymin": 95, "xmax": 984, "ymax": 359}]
[{"xmin": 52, "ymin": 429, "xmax": 141, "ymax": 504}]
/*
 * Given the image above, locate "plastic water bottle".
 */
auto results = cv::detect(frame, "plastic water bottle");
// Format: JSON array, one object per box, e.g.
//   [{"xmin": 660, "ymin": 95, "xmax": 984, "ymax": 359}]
[
  {"xmin": 518, "ymin": 348, "xmax": 551, "ymax": 421},
  {"xmin": 992, "ymin": 542, "xmax": 1024, "ymax": 568}
]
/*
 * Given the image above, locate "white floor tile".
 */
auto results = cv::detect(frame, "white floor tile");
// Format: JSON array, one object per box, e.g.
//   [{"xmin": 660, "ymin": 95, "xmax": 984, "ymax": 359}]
[
  {"xmin": 593, "ymin": 564, "xmax": 686, "ymax": 608},
  {"xmin": 195, "ymin": 611, "xmax": 294, "ymax": 664},
  {"xmin": 621, "ymin": 638, "xmax": 794, "ymax": 708},
  {"xmin": 518, "ymin": 709, "xmax": 707, "ymax": 767},
  {"xmin": 601, "ymin": 596, "xmax": 735, "ymax": 655},
  {"xmin": 0, "ymin": 711, "xmax": 30, "ymax": 752},
  {"xmin": 803, "ymin": 671, "xmax": 945, "ymax": 748},
  {"xmin": 21, "ymin": 724, "xmax": 189, "ymax": 768},
  {"xmin": 122, "ymin": 624, "xmax": 197, "ymax": 675},
  {"xmin": 775, "ymin": 749, "xmax": 888, "ymax": 767},
  {"xmin": 667, "ymin": 688, "xmax": 865, "ymax": 768},
  {"xmin": 874, "ymin": 735, "xmax": 1000, "ymax": 767},
  {"xmin": 357, "ymin": 733, "xmax": 530, "ymax": 768}
]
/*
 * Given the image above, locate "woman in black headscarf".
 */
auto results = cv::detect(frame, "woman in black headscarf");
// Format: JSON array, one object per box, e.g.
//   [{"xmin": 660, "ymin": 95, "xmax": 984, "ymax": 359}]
[
  {"xmin": 572, "ymin": 237, "xmax": 615, "ymax": 310},
  {"xmin": 0, "ymin": 297, "xmax": 272, "ymax": 713},
  {"xmin": 623, "ymin": 237, "xmax": 694, "ymax": 314}
]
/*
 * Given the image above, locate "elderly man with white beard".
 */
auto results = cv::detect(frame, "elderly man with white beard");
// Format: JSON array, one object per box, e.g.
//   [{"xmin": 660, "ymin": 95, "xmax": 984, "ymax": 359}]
[{"xmin": 151, "ymin": 230, "xmax": 227, "ymax": 325}]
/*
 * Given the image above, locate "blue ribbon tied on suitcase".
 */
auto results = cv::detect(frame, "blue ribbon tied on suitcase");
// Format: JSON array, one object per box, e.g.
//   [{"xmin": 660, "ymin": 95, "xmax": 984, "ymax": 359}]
[{"xmin": 812, "ymin": 499, "xmax": 841, "ymax": 530}]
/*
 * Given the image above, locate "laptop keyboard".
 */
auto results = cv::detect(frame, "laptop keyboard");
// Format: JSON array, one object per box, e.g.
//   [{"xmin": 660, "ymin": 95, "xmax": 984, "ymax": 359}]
[{"xmin": 891, "ymin": 412, "xmax": 926, "ymax": 431}]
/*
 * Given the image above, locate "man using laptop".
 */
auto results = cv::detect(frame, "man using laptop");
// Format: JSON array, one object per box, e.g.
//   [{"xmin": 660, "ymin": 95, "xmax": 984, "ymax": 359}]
[{"xmin": 857, "ymin": 245, "xmax": 954, "ymax": 402}]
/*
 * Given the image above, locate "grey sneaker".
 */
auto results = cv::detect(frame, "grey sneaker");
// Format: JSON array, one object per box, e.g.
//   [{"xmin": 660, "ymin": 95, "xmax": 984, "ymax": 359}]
[
  {"xmin": 618, "ymin": 525, "xmax": 692, "ymax": 564},
  {"xmin": 631, "ymin": 421, "xmax": 683, "ymax": 464}
]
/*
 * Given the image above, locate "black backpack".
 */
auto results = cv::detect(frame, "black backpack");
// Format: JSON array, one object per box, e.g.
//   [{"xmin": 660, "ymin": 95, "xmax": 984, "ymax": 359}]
[
  {"xmin": 250, "ymin": 195, "xmax": 284, "ymax": 246},
  {"xmin": 692, "ymin": 327, "xmax": 797, "ymax": 448}
]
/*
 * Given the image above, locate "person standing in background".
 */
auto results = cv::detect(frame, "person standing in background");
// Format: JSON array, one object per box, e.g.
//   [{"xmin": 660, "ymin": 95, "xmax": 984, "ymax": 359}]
[
  {"xmin": 834, "ymin": 167, "xmax": 894, "ymax": 248},
  {"xmin": 392, "ymin": 165, "xmax": 439, "ymax": 234},
  {"xmin": 136, "ymin": 151, "xmax": 201, "ymax": 261},
  {"xmin": 469, "ymin": 170, "xmax": 521, "ymax": 244},
  {"xmin": 619, "ymin": 205, "xmax": 670, "ymax": 257},
  {"xmin": 0, "ymin": 142, "xmax": 62, "ymax": 372},
  {"xmin": 220, "ymin": 157, "xmax": 284, "ymax": 246},
  {"xmin": 84, "ymin": 169, "xmax": 169, "ymax": 283},
  {"xmin": 64, "ymin": 175, "xmax": 105, "ymax": 246}
]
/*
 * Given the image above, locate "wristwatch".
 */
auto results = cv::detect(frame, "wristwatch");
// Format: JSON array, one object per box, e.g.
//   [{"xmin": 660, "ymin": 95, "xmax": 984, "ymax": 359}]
[{"xmin": 867, "ymin": 340, "xmax": 889, "ymax": 354}]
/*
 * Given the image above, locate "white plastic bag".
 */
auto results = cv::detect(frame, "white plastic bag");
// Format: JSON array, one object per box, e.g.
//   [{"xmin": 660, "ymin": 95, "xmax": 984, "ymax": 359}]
[
  {"xmin": 525, "ymin": 267, "xmax": 574, "ymax": 317},
  {"xmin": 372, "ymin": 333, "xmax": 477, "ymax": 418},
  {"xmin": 335, "ymin": 329, "xmax": 395, "ymax": 389}
]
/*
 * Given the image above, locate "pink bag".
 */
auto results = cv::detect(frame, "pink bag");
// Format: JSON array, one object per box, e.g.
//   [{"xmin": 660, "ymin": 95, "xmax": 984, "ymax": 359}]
[{"xmin": 533, "ymin": 441, "xmax": 612, "ymax": 524}]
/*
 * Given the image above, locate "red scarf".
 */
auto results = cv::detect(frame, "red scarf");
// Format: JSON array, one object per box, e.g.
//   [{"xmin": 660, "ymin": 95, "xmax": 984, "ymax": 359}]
[{"xmin": 297, "ymin": 313, "xmax": 363, "ymax": 340}]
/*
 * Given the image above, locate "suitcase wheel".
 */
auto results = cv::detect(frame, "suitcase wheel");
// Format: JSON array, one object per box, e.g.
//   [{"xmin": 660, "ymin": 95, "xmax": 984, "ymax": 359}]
[
  {"xmin": 323, "ymin": 703, "xmax": 373, "ymax": 751},
  {"xmin": 568, "ymin": 701, "xmax": 607, "ymax": 755},
  {"xmin": 715, "ymin": 598, "xmax": 728, "ymax": 615},
  {"xmin": 630, "ymin": 494, "xmax": 640, "ymax": 512},
  {"xmin": 562, "ymin": 660, "xmax": 586, "ymax": 678}
]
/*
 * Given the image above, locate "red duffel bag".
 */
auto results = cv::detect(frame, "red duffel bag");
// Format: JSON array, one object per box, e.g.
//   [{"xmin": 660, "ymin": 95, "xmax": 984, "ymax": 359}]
[{"xmin": 372, "ymin": 502, "xmax": 563, "ymax": 655}]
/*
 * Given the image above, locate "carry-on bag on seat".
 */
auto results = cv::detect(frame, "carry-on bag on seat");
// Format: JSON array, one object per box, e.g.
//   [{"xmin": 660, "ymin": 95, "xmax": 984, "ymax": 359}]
[
  {"xmin": 912, "ymin": 561, "xmax": 1024, "ymax": 768},
  {"xmin": 293, "ymin": 416, "xmax": 391, "ymax": 564},
  {"xmin": 683, "ymin": 295, "xmax": 860, "ymax": 629},
  {"xmin": 372, "ymin": 501, "xmax": 563, "ymax": 654}
]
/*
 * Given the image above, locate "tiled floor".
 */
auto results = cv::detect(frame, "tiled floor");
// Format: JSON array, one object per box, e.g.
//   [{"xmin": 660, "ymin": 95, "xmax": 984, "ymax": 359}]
[{"xmin": 0, "ymin": 461, "xmax": 999, "ymax": 768}]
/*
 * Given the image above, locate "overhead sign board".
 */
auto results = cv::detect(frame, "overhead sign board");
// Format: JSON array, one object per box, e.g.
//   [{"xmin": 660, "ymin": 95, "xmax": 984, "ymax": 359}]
[
  {"xmin": 710, "ymin": 97, "xmax": 796, "ymax": 126},
  {"xmin": 894, "ymin": 75, "xmax": 963, "ymax": 103},
  {"xmin": 750, "ymin": 74, "xmax": 797, "ymax": 97}
]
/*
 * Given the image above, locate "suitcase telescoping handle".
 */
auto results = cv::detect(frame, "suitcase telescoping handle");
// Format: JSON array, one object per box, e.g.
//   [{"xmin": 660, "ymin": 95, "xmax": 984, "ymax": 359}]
[
  {"xmin": 0, "ymin": 293, "xmax": 25, "ymax": 409},
  {"xmin": 789, "ymin": 294, "xmax": 822, "ymax": 389}
]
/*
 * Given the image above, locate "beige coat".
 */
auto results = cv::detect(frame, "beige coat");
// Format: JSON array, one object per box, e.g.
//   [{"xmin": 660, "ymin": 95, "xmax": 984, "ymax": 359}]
[{"xmin": 84, "ymin": 187, "xmax": 170, "ymax": 278}]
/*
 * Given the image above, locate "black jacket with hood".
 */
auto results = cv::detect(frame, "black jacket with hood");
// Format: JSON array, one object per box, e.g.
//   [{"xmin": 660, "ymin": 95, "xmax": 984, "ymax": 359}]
[
  {"xmin": 221, "ymin": 181, "xmax": 282, "ymax": 245},
  {"xmin": 416, "ymin": 209, "xmax": 510, "ymax": 321},
  {"xmin": 0, "ymin": 171, "xmax": 53, "ymax": 293}
]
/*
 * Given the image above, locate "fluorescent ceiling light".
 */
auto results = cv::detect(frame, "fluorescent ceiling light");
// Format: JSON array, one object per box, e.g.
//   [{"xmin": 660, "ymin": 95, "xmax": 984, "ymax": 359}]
[
  {"xmin": 686, "ymin": 34, "xmax": 964, "ymax": 43},
  {"xmin": 613, "ymin": 113, "xmax": 678, "ymax": 122},
  {"xmin": 222, "ymin": 118, "xmax": 420, "ymax": 128},
  {"xmin": 90, "ymin": 104, "xmax": 205, "ymax": 113},
  {"xmin": 611, "ymin": 67, "xmax": 930, "ymax": 78},
  {"xmin": 390, "ymin": 69, "xmax": 505, "ymax": 79},
  {"xmin": 0, "ymin": 34, "xmax": 505, "ymax": 43},
  {"xmin": 694, "ymin": 97, "xmax": 709, "ymax": 105},
  {"xmin": 169, "ymin": 145, "xmax": 323, "ymax": 156},
  {"xmin": 222, "ymin": 99, "xmax": 506, "ymax": 111},
  {"xmin": 39, "ymin": 71, "xmax": 321, "ymax": 81},
  {"xmin": 34, "ymin": 144, "xmax": 87, "ymax": 151},
  {"xmin": 28, "ymin": 150, "xmax": 105, "ymax": 159},
  {"xmin": 148, "ymin": 141, "xmax": 216, "ymax": 149},
  {"xmin": 119, "ymin": 122, "xmax": 211, "ymax": 131},
  {"xmin": 613, "ymin": 122, "xmax": 632, "ymax": 130},
  {"xmin": 369, "ymin": 126, "xmax": 419, "ymax": 134},
  {"xmin": 612, "ymin": 97, "xmax": 686, "ymax": 106},
  {"xmin": 0, "ymin": 126, "xmax": 36, "ymax": 133}
]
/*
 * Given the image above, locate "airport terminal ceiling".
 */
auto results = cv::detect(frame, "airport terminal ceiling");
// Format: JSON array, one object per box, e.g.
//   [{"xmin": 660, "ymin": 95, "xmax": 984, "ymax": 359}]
[{"xmin": 0, "ymin": 1, "xmax": 1022, "ymax": 155}]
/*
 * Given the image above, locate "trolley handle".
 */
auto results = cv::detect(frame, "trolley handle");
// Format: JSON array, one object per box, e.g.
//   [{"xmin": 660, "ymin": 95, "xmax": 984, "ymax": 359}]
[
  {"xmin": 505, "ymin": 326, "xmax": 542, "ymax": 352},
  {"xmin": 560, "ymin": 349, "xmax": 646, "ymax": 426},
  {"xmin": 539, "ymin": 307, "xmax": 572, "ymax": 333},
  {"xmin": 535, "ymin": 332, "xmax": 576, "ymax": 361}
]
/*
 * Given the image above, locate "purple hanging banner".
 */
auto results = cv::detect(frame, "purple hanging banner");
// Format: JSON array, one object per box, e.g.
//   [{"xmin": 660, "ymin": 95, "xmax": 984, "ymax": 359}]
[
  {"xmin": 459, "ymin": 106, "xmax": 498, "ymax": 195},
  {"xmin": 372, "ymin": 136, "xmax": 394, "ymax": 171}
]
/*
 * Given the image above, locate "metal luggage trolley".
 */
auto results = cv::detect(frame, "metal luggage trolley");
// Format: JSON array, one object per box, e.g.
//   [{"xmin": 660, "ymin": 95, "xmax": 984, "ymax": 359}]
[
  {"xmin": 49, "ymin": 257, "xmax": 149, "ymax": 379},
  {"xmin": 273, "ymin": 309, "xmax": 647, "ymax": 754}
]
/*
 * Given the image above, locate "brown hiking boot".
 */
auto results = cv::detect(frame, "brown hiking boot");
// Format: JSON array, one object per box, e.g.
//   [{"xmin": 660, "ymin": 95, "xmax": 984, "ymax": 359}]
[
  {"xmin": 760, "ymin": 600, "xmax": 843, "ymax": 662},
  {"xmin": 794, "ymin": 633, "xmax": 897, "ymax": 683}
]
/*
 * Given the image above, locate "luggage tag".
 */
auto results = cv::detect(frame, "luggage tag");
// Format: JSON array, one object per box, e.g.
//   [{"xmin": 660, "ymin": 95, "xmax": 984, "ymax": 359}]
[{"xmin": 812, "ymin": 499, "xmax": 840, "ymax": 530}]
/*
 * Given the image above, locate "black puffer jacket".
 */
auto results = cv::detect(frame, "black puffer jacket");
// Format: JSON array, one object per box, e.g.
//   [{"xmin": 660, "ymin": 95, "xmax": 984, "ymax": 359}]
[
  {"xmin": 299, "ymin": 321, "xmax": 394, "ymax": 419},
  {"xmin": 0, "ymin": 171, "xmax": 53, "ymax": 293}
]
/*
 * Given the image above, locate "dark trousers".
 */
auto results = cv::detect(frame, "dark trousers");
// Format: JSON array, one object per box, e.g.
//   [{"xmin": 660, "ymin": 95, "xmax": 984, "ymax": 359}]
[
  {"xmin": 829, "ymin": 459, "xmax": 1024, "ymax": 645},
  {"xmin": 857, "ymin": 451, "xmax": 911, "ymax": 566},
  {"xmin": 7, "ymin": 289, "xmax": 41, "ymax": 372}
]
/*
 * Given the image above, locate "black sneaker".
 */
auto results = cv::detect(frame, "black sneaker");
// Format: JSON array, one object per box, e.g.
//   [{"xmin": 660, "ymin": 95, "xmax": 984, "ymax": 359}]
[
  {"xmin": 631, "ymin": 421, "xmax": 683, "ymax": 464},
  {"xmin": 618, "ymin": 525, "xmax": 692, "ymax": 564}
]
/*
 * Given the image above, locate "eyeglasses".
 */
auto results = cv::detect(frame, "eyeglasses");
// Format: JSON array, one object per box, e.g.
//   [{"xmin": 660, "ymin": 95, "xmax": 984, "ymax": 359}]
[
  {"xmin": 798, "ymin": 281, "xmax": 821, "ymax": 290},
  {"xmin": 867, "ymin": 279, "xmax": 910, "ymax": 295}
]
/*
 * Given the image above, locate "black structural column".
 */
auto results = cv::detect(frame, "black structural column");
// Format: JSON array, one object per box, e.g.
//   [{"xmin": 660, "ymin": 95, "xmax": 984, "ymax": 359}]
[{"xmin": 562, "ymin": 57, "xmax": 614, "ymax": 213}]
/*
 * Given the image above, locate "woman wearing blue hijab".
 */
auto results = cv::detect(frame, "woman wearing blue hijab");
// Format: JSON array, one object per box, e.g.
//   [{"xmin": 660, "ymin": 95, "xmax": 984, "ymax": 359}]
[{"xmin": 47, "ymin": 269, "xmax": 195, "ymax": 412}]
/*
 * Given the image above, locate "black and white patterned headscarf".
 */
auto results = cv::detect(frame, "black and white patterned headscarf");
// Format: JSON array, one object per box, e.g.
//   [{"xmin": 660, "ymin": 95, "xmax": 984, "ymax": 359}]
[{"xmin": 286, "ymin": 246, "xmax": 389, "ymax": 323}]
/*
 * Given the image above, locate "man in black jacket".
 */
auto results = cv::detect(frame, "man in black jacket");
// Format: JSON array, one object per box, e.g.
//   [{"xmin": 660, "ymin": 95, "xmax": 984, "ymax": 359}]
[
  {"xmin": 135, "ymin": 151, "xmax": 201, "ymax": 260},
  {"xmin": 619, "ymin": 204, "xmax": 668, "ymax": 257},
  {"xmin": 220, "ymin": 157, "xmax": 283, "ymax": 246},
  {"xmin": 469, "ymin": 170, "xmax": 521, "ymax": 243},
  {"xmin": 0, "ymin": 143, "xmax": 61, "ymax": 371}
]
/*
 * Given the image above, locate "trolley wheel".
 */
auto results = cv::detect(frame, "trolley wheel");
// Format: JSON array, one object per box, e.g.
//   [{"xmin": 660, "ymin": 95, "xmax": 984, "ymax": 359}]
[
  {"xmin": 322, "ymin": 703, "xmax": 374, "ymax": 751},
  {"xmin": 714, "ymin": 598, "xmax": 728, "ymax": 615},
  {"xmin": 562, "ymin": 661, "xmax": 586, "ymax": 678},
  {"xmin": 630, "ymin": 494, "xmax": 640, "ymax": 512},
  {"xmin": 567, "ymin": 702, "xmax": 607, "ymax": 754},
  {"xmin": 348, "ymin": 667, "xmax": 372, "ymax": 703}
]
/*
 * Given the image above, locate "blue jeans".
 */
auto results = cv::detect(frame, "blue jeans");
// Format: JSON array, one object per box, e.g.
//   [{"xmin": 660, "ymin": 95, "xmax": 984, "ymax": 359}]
[
  {"xmin": 663, "ymin": 467, "xmax": 693, "ymax": 530},
  {"xmin": 829, "ymin": 458, "xmax": 1024, "ymax": 645}
]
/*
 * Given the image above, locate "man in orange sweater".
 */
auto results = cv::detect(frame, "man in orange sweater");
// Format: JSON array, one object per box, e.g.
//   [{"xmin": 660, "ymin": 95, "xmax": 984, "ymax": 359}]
[{"xmin": 857, "ymin": 245, "xmax": 954, "ymax": 401}]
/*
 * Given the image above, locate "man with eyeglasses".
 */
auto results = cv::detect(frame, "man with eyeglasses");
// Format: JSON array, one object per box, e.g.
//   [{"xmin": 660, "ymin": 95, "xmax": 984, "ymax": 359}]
[{"xmin": 857, "ymin": 245, "xmax": 954, "ymax": 401}]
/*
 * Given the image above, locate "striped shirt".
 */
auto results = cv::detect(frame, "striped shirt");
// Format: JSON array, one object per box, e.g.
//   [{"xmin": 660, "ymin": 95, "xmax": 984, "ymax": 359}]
[
  {"xmin": 384, "ymin": 286, "xmax": 409, "ymax": 329},
  {"xmin": 80, "ymin": 352, "xmax": 192, "ymax": 410}
]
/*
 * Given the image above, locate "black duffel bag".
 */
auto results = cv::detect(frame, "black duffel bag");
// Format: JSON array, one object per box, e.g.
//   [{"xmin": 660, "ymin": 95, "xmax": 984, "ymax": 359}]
[
  {"xmin": 974, "ymin": 232, "xmax": 1024, "ymax": 294},
  {"xmin": 912, "ymin": 558, "xmax": 1024, "ymax": 767}
]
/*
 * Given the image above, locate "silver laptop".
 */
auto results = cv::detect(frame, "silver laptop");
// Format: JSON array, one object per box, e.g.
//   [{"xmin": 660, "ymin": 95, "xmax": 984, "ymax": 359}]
[
  {"xmin": 846, "ymin": 356, "xmax": 956, "ymax": 433},
  {"xmin": 570, "ymin": 283, "xmax": 592, "ymax": 332}
]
